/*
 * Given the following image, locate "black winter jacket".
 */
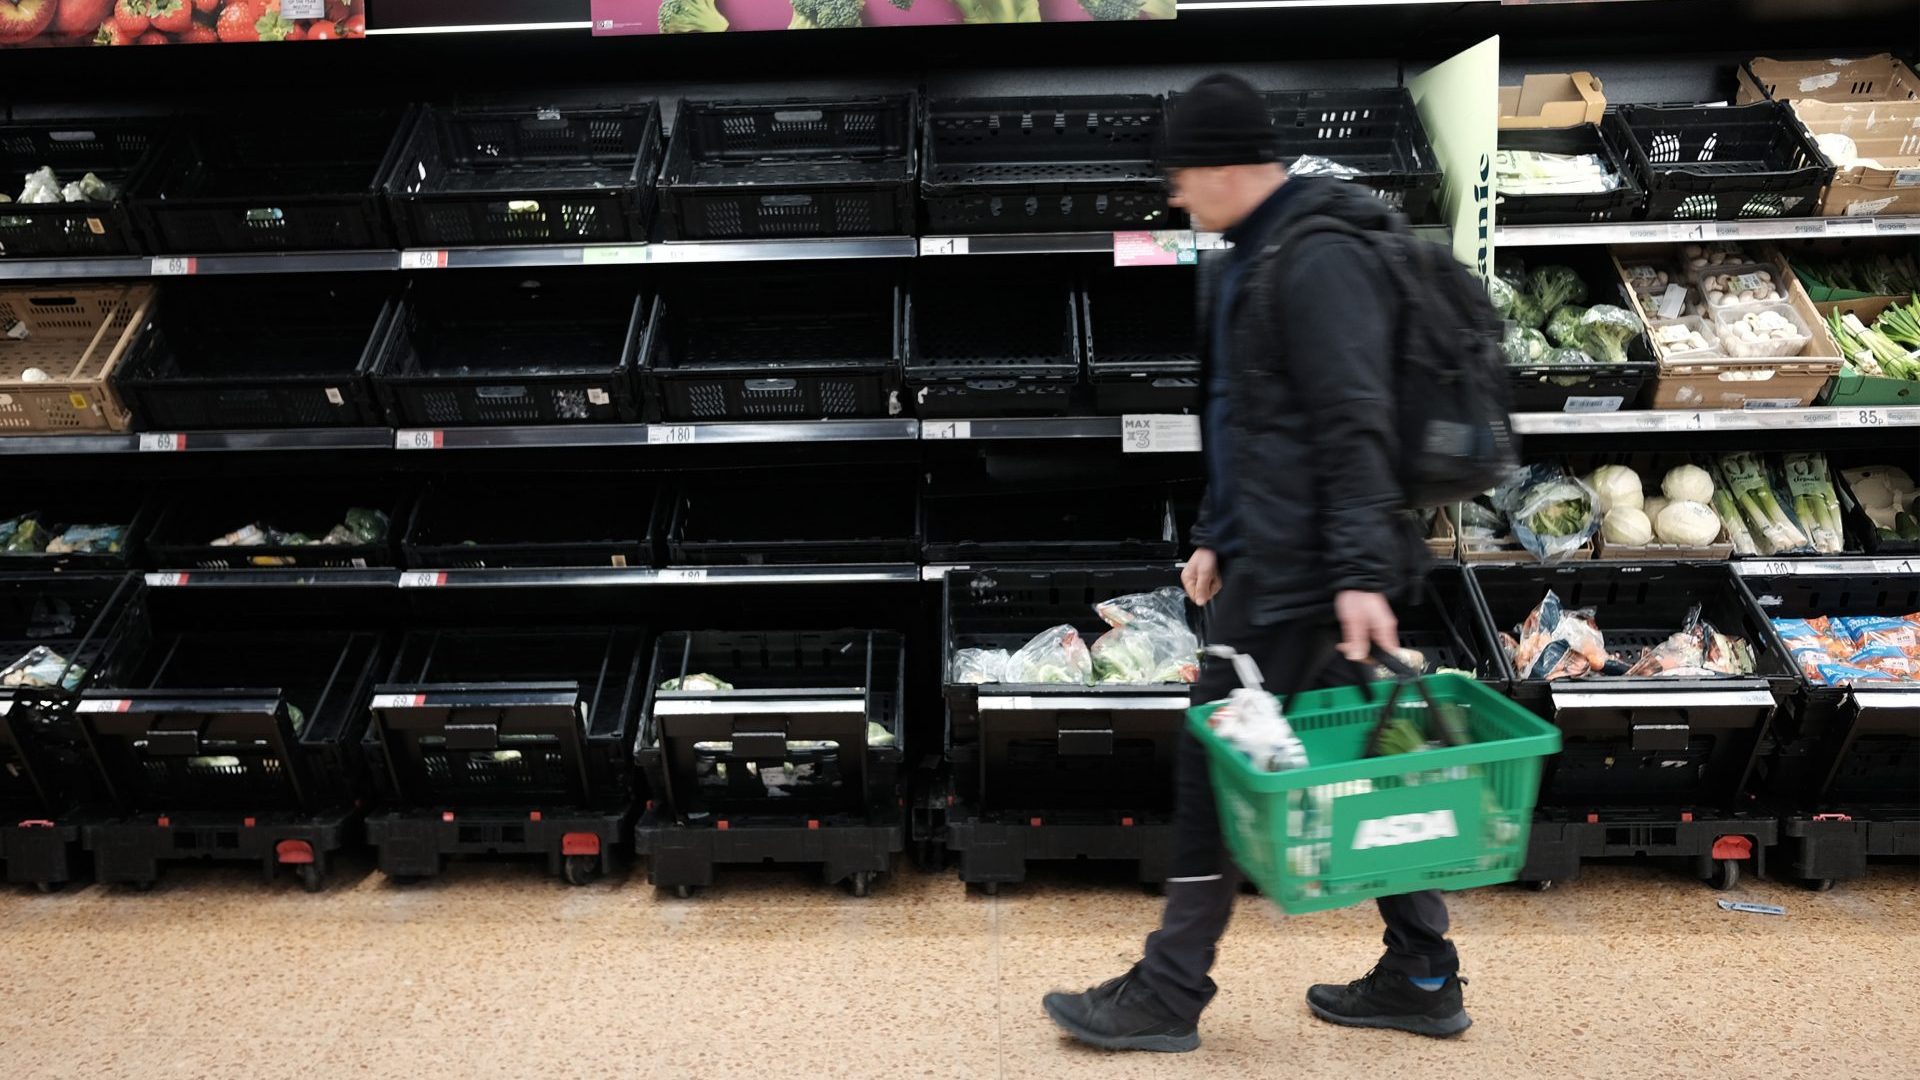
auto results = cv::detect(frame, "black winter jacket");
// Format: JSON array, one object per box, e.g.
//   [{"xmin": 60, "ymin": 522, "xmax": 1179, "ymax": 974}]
[{"xmin": 1190, "ymin": 177, "xmax": 1427, "ymax": 623}]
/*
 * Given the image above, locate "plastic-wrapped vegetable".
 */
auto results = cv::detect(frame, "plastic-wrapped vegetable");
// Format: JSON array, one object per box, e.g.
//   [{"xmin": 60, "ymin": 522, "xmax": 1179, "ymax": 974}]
[
  {"xmin": 1544, "ymin": 304, "xmax": 1588, "ymax": 347},
  {"xmin": 1527, "ymin": 265, "xmax": 1588, "ymax": 312},
  {"xmin": 1004, "ymin": 625, "xmax": 1094, "ymax": 685},
  {"xmin": 1655, "ymin": 501, "xmax": 1722, "ymax": 546},
  {"xmin": 2, "ymin": 516, "xmax": 46, "ymax": 553},
  {"xmin": 949, "ymin": 648, "xmax": 1008, "ymax": 684},
  {"xmin": 1716, "ymin": 452, "xmax": 1813, "ymax": 555},
  {"xmin": 1500, "ymin": 324, "xmax": 1532, "ymax": 366},
  {"xmin": 1487, "ymin": 276, "xmax": 1518, "ymax": 320},
  {"xmin": 1093, "ymin": 587, "xmax": 1199, "ymax": 683},
  {"xmin": 44, "ymin": 525, "xmax": 124, "ymax": 555},
  {"xmin": 1782, "ymin": 452, "xmax": 1845, "ymax": 554},
  {"xmin": 1506, "ymin": 590, "xmax": 1610, "ymax": 680},
  {"xmin": 1576, "ymin": 304, "xmax": 1641, "ymax": 364},
  {"xmin": 0, "ymin": 646, "xmax": 85, "ymax": 690},
  {"xmin": 1493, "ymin": 463, "xmax": 1597, "ymax": 561},
  {"xmin": 1092, "ymin": 625, "xmax": 1158, "ymax": 684},
  {"xmin": 344, "ymin": 507, "xmax": 389, "ymax": 544},
  {"xmin": 1544, "ymin": 346, "xmax": 1594, "ymax": 366},
  {"xmin": 659, "ymin": 673, "xmax": 734, "ymax": 691}
]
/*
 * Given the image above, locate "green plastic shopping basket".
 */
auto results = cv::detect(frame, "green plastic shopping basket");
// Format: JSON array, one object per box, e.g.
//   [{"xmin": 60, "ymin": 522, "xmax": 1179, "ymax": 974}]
[{"xmin": 1188, "ymin": 671, "xmax": 1560, "ymax": 915}]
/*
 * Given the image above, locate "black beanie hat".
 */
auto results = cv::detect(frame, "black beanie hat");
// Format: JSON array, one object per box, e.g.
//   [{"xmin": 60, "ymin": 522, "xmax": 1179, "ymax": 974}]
[{"xmin": 1159, "ymin": 74, "xmax": 1281, "ymax": 168}]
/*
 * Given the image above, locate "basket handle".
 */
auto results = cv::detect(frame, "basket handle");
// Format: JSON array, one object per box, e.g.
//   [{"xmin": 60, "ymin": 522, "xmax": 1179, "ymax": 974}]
[
  {"xmin": 1360, "ymin": 648, "xmax": 1467, "ymax": 756},
  {"xmin": 1274, "ymin": 649, "xmax": 1377, "ymax": 716}
]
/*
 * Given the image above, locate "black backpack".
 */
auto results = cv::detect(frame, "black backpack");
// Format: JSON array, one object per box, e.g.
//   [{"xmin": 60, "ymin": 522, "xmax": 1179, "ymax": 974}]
[{"xmin": 1265, "ymin": 214, "xmax": 1518, "ymax": 509}]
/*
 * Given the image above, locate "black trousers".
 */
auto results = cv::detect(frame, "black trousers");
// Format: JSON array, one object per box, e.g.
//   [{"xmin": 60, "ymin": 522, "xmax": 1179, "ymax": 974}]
[{"xmin": 1135, "ymin": 575, "xmax": 1460, "ymax": 1024}]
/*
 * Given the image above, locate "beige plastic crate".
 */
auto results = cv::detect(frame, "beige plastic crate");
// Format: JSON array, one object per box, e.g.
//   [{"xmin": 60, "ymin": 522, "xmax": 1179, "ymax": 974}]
[
  {"xmin": 0, "ymin": 284, "xmax": 150, "ymax": 435},
  {"xmin": 1737, "ymin": 55, "xmax": 1920, "ymax": 105}
]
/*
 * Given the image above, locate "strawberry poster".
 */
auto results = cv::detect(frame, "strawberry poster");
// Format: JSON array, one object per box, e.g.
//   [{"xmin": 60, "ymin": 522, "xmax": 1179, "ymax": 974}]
[
  {"xmin": 592, "ymin": 0, "xmax": 1171, "ymax": 35},
  {"xmin": 0, "ymin": 0, "xmax": 365, "ymax": 46}
]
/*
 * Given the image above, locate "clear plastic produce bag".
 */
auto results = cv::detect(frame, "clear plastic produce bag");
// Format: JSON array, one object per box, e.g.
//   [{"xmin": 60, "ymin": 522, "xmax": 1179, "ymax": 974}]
[
  {"xmin": 0, "ymin": 646, "xmax": 85, "ymax": 691},
  {"xmin": 1094, "ymin": 587, "xmax": 1199, "ymax": 683},
  {"xmin": 949, "ymin": 648, "xmax": 1009, "ymax": 685},
  {"xmin": 1004, "ymin": 625, "xmax": 1093, "ymax": 685},
  {"xmin": 1288, "ymin": 155, "xmax": 1363, "ymax": 179},
  {"xmin": 1493, "ymin": 463, "xmax": 1598, "ymax": 562}
]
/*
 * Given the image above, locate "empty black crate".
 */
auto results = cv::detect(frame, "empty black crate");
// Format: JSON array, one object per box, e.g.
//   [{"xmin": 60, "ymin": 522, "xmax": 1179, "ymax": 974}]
[
  {"xmin": 114, "ymin": 276, "xmax": 393, "ymax": 430},
  {"xmin": 667, "ymin": 472, "xmax": 918, "ymax": 565},
  {"xmin": 922, "ymin": 486, "xmax": 1176, "ymax": 563},
  {"xmin": 145, "ymin": 484, "xmax": 403, "ymax": 570},
  {"xmin": 374, "ymin": 271, "xmax": 646, "ymax": 426},
  {"xmin": 385, "ymin": 101, "xmax": 663, "ymax": 247},
  {"xmin": 1496, "ymin": 117, "xmax": 1647, "ymax": 225},
  {"xmin": 0, "ymin": 488, "xmax": 152, "ymax": 571},
  {"xmin": 1258, "ymin": 88, "xmax": 1442, "ymax": 221},
  {"xmin": 363, "ymin": 626, "xmax": 645, "ymax": 810},
  {"xmin": 1615, "ymin": 102, "xmax": 1832, "ymax": 221},
  {"xmin": 920, "ymin": 96, "xmax": 1173, "ymax": 234},
  {"xmin": 1740, "ymin": 570, "xmax": 1918, "ymax": 808},
  {"xmin": 402, "ymin": 473, "xmax": 661, "ymax": 569},
  {"xmin": 0, "ymin": 120, "xmax": 157, "ymax": 258},
  {"xmin": 1472, "ymin": 562, "xmax": 1793, "ymax": 809},
  {"xmin": 639, "ymin": 629, "xmax": 904, "ymax": 818},
  {"xmin": 1082, "ymin": 265, "xmax": 1198, "ymax": 413},
  {"xmin": 641, "ymin": 266, "xmax": 901, "ymax": 421},
  {"xmin": 659, "ymin": 95, "xmax": 917, "ymax": 241},
  {"xmin": 132, "ymin": 109, "xmax": 410, "ymax": 253},
  {"xmin": 905, "ymin": 262, "xmax": 1080, "ymax": 417}
]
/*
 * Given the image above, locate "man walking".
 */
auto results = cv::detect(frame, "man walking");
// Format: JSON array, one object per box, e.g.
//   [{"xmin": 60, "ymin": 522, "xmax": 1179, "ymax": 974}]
[{"xmin": 1042, "ymin": 73, "xmax": 1468, "ymax": 1052}]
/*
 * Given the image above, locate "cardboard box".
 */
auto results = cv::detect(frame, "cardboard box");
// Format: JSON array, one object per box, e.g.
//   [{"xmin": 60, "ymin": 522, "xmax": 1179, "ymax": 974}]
[
  {"xmin": 1808, "ymin": 294, "xmax": 1920, "ymax": 407},
  {"xmin": 1737, "ymin": 54, "xmax": 1920, "ymax": 105},
  {"xmin": 1499, "ymin": 72, "xmax": 1607, "ymax": 129},
  {"xmin": 1789, "ymin": 99, "xmax": 1920, "ymax": 217}
]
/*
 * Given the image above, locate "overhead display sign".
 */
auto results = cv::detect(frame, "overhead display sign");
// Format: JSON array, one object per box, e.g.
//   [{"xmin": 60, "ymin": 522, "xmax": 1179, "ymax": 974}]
[
  {"xmin": 0, "ymin": 0, "xmax": 364, "ymax": 46},
  {"xmin": 592, "ymin": 0, "xmax": 1171, "ymax": 36}
]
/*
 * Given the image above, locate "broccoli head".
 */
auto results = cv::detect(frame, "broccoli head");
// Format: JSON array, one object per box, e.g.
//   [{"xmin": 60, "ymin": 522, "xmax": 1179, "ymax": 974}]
[
  {"xmin": 1076, "ymin": 0, "xmax": 1174, "ymax": 18},
  {"xmin": 1578, "ymin": 304, "xmax": 1642, "ymax": 364},
  {"xmin": 1544, "ymin": 304, "xmax": 1588, "ymax": 348},
  {"xmin": 1486, "ymin": 275, "xmax": 1518, "ymax": 320},
  {"xmin": 659, "ymin": 0, "xmax": 728, "ymax": 32},
  {"xmin": 952, "ymin": 0, "xmax": 1040, "ymax": 22},
  {"xmin": 1509, "ymin": 290, "xmax": 1547, "ymax": 330},
  {"xmin": 790, "ymin": 0, "xmax": 864, "ymax": 26},
  {"xmin": 1526, "ymin": 265, "xmax": 1588, "ymax": 313}
]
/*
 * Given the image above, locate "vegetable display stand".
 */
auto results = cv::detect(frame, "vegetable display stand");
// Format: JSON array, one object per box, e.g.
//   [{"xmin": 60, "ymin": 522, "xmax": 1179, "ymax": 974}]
[
  {"xmin": 1189, "ymin": 673, "xmax": 1558, "ymax": 913},
  {"xmin": 634, "ymin": 630, "xmax": 905, "ymax": 895},
  {"xmin": 1082, "ymin": 265, "xmax": 1200, "ymax": 414},
  {"xmin": 0, "ymin": 574, "xmax": 137, "ymax": 889},
  {"xmin": 131, "ymin": 109, "xmax": 412, "ymax": 253},
  {"xmin": 639, "ymin": 267, "xmax": 901, "ymax": 421},
  {"xmin": 0, "ymin": 284, "xmax": 151, "ymax": 436},
  {"xmin": 114, "ymin": 277, "xmax": 394, "ymax": 430},
  {"xmin": 373, "ymin": 272, "xmax": 646, "ymax": 426},
  {"xmin": 361, "ymin": 627, "xmax": 645, "ymax": 884},
  {"xmin": 1494, "ymin": 118, "xmax": 1646, "ymax": 225},
  {"xmin": 1739, "ymin": 569, "xmax": 1919, "ymax": 887},
  {"xmin": 1521, "ymin": 809, "xmax": 1780, "ymax": 890},
  {"xmin": 385, "ymin": 102, "xmax": 663, "ymax": 247},
  {"xmin": 905, "ymin": 262, "xmax": 1081, "ymax": 418},
  {"xmin": 0, "ymin": 487, "xmax": 153, "ymax": 571},
  {"xmin": 0, "ymin": 119, "xmax": 157, "ymax": 259},
  {"xmin": 1254, "ymin": 88, "xmax": 1442, "ymax": 222},
  {"xmin": 919, "ymin": 96, "xmax": 1173, "ymax": 234},
  {"xmin": 145, "ymin": 484, "xmax": 404, "ymax": 571},
  {"xmin": 939, "ymin": 566, "xmax": 1191, "ymax": 887},
  {"xmin": 921, "ymin": 487, "xmax": 1178, "ymax": 564},
  {"xmin": 666, "ymin": 474, "xmax": 918, "ymax": 566},
  {"xmin": 401, "ymin": 474, "xmax": 662, "ymax": 570},
  {"xmin": 71, "ymin": 595, "xmax": 384, "ymax": 890},
  {"xmin": 659, "ymin": 96, "xmax": 916, "ymax": 241},
  {"xmin": 1614, "ymin": 103, "xmax": 1831, "ymax": 221}
]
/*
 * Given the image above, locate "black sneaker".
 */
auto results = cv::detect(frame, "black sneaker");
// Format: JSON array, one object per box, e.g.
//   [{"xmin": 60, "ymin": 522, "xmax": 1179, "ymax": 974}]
[
  {"xmin": 1305, "ymin": 967, "xmax": 1471, "ymax": 1038},
  {"xmin": 1043, "ymin": 970, "xmax": 1200, "ymax": 1053}
]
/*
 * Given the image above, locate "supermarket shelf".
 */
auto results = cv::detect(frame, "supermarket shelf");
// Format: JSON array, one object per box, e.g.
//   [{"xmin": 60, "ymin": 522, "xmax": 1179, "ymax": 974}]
[
  {"xmin": 922, "ymin": 417, "xmax": 1129, "ymax": 441},
  {"xmin": 0, "ymin": 251, "xmax": 399, "ymax": 281},
  {"xmin": 1730, "ymin": 557, "xmax": 1918, "ymax": 577},
  {"xmin": 396, "ymin": 565, "xmax": 920, "ymax": 588},
  {"xmin": 0, "ymin": 428, "xmax": 394, "ymax": 455},
  {"xmin": 1495, "ymin": 215, "xmax": 1920, "ymax": 248},
  {"xmin": 1511, "ymin": 406, "xmax": 1920, "ymax": 435},
  {"xmin": 142, "ymin": 569, "xmax": 402, "ymax": 588},
  {"xmin": 393, "ymin": 419, "xmax": 918, "ymax": 450}
]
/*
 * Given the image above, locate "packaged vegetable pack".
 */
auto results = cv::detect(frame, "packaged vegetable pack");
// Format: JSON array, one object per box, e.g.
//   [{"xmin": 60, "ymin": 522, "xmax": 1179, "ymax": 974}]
[
  {"xmin": 1092, "ymin": 587, "xmax": 1199, "ymax": 684},
  {"xmin": 1493, "ymin": 464, "xmax": 1598, "ymax": 562},
  {"xmin": 1004, "ymin": 625, "xmax": 1094, "ymax": 685},
  {"xmin": 1506, "ymin": 590, "xmax": 1611, "ymax": 680},
  {"xmin": 950, "ymin": 648, "xmax": 1009, "ymax": 685}
]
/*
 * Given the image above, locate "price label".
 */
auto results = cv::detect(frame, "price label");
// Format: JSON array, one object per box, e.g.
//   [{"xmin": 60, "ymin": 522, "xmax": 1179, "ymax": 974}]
[
  {"xmin": 645, "ymin": 245, "xmax": 698, "ymax": 265},
  {"xmin": 281, "ymin": 0, "xmax": 322, "ymax": 17},
  {"xmin": 1562, "ymin": 396, "xmax": 1624, "ymax": 413},
  {"xmin": 1754, "ymin": 561, "xmax": 1794, "ymax": 577},
  {"xmin": 149, "ymin": 257, "xmax": 196, "ymax": 276},
  {"xmin": 923, "ymin": 421, "xmax": 972, "ymax": 440},
  {"xmin": 918, "ymin": 237, "xmax": 970, "ymax": 256},
  {"xmin": 647, "ymin": 425, "xmax": 695, "ymax": 445},
  {"xmin": 582, "ymin": 246, "xmax": 647, "ymax": 265},
  {"xmin": 1849, "ymin": 408, "xmax": 1885, "ymax": 427},
  {"xmin": 144, "ymin": 572, "xmax": 189, "ymax": 587},
  {"xmin": 1871, "ymin": 558, "xmax": 1916, "ymax": 574},
  {"xmin": 659, "ymin": 568, "xmax": 708, "ymax": 582},
  {"xmin": 77, "ymin": 699, "xmax": 131, "ymax": 714},
  {"xmin": 400, "ymin": 250, "xmax": 448, "ymax": 270},
  {"xmin": 1827, "ymin": 217, "xmax": 1876, "ymax": 235},
  {"xmin": 1624, "ymin": 224, "xmax": 1679, "ymax": 242},
  {"xmin": 1681, "ymin": 411, "xmax": 1719, "ymax": 431},
  {"xmin": 1193, "ymin": 232, "xmax": 1230, "ymax": 251},
  {"xmin": 1113, "ymin": 231, "xmax": 1197, "ymax": 267},
  {"xmin": 1741, "ymin": 398, "xmax": 1801, "ymax": 410},
  {"xmin": 138, "ymin": 433, "xmax": 185, "ymax": 452},
  {"xmin": 371, "ymin": 693, "xmax": 425, "ymax": 710},
  {"xmin": 395, "ymin": 430, "xmax": 443, "ymax": 450},
  {"xmin": 1120, "ymin": 414, "xmax": 1202, "ymax": 453},
  {"xmin": 1711, "ymin": 222, "xmax": 1757, "ymax": 240},
  {"xmin": 398, "ymin": 571, "xmax": 447, "ymax": 588}
]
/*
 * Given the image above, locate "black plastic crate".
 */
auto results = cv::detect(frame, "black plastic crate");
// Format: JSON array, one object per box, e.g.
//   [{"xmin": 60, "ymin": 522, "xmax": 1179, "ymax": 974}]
[
  {"xmin": 920, "ymin": 95, "xmax": 1174, "ymax": 234},
  {"xmin": 667, "ymin": 472, "xmax": 919, "ymax": 566},
  {"xmin": 362, "ymin": 626, "xmax": 645, "ymax": 814},
  {"xmin": 1082, "ymin": 265, "xmax": 1199, "ymax": 414},
  {"xmin": 1471, "ymin": 562, "xmax": 1795, "ymax": 810},
  {"xmin": 0, "ymin": 120, "xmax": 158, "ymax": 259},
  {"xmin": 905, "ymin": 262, "xmax": 1081, "ymax": 417},
  {"xmin": 114, "ymin": 276, "xmax": 394, "ymax": 430},
  {"xmin": 402, "ymin": 474, "xmax": 662, "ymax": 570},
  {"xmin": 0, "ymin": 488, "xmax": 153, "ymax": 571},
  {"xmin": 1506, "ymin": 363, "xmax": 1653, "ymax": 413},
  {"xmin": 131, "ymin": 109, "xmax": 411, "ymax": 254},
  {"xmin": 640, "ymin": 267, "xmax": 902, "ymax": 421},
  {"xmin": 922, "ymin": 486, "xmax": 1177, "ymax": 563},
  {"xmin": 1615, "ymin": 102, "xmax": 1833, "ymax": 221},
  {"xmin": 638, "ymin": 630, "xmax": 904, "ymax": 819},
  {"xmin": 145, "ymin": 483, "xmax": 404, "ymax": 570},
  {"xmin": 659, "ymin": 96, "xmax": 917, "ymax": 241},
  {"xmin": 385, "ymin": 101, "xmax": 663, "ymax": 247},
  {"xmin": 1836, "ymin": 466, "xmax": 1920, "ymax": 557},
  {"xmin": 1257, "ymin": 88, "xmax": 1442, "ymax": 221},
  {"xmin": 1496, "ymin": 116, "xmax": 1648, "ymax": 225},
  {"xmin": 373, "ymin": 271, "xmax": 646, "ymax": 426}
]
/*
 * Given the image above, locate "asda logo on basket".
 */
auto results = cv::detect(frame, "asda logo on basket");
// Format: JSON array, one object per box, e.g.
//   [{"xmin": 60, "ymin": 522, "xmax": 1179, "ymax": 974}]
[{"xmin": 1351, "ymin": 810, "xmax": 1460, "ymax": 850}]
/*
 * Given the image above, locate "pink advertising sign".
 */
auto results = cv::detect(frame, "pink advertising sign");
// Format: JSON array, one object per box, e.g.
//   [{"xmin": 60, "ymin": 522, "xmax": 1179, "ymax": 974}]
[{"xmin": 593, "ymin": 0, "xmax": 1171, "ymax": 36}]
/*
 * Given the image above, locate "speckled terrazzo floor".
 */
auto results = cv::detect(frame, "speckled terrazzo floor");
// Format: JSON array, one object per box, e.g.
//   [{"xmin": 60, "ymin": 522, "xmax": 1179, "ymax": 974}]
[{"xmin": 1, "ymin": 858, "xmax": 1914, "ymax": 1080}]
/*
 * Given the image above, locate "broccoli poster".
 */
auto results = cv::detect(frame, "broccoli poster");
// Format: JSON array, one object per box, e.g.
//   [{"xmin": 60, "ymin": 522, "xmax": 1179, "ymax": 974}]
[{"xmin": 594, "ymin": 0, "xmax": 1172, "ymax": 36}]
